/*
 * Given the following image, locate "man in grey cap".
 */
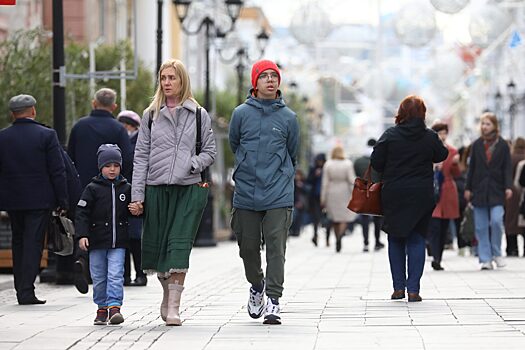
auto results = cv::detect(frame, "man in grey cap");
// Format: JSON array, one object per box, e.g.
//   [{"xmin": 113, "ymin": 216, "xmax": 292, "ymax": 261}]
[{"xmin": 0, "ymin": 94, "xmax": 68, "ymax": 305}]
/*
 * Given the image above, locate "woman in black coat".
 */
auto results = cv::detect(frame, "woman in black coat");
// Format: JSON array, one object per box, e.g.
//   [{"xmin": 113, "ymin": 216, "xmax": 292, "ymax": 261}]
[
  {"xmin": 465, "ymin": 113, "xmax": 512, "ymax": 270},
  {"xmin": 371, "ymin": 95, "xmax": 448, "ymax": 302}
]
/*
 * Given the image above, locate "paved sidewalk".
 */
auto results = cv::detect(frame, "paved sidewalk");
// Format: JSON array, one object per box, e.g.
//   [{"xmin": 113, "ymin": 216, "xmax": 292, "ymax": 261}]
[{"xmin": 1, "ymin": 226, "xmax": 525, "ymax": 349}]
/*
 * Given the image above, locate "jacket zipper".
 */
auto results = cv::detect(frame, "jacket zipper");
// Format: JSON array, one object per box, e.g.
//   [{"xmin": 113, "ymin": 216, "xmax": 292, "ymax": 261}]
[
  {"xmin": 111, "ymin": 182, "xmax": 116, "ymax": 248},
  {"xmin": 167, "ymin": 109, "xmax": 179, "ymax": 184}
]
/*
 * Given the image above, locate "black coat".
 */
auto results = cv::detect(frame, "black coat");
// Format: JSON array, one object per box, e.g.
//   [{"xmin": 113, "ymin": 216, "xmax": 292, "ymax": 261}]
[
  {"xmin": 466, "ymin": 137, "xmax": 512, "ymax": 207},
  {"xmin": 371, "ymin": 118, "xmax": 448, "ymax": 238},
  {"xmin": 67, "ymin": 109, "xmax": 133, "ymax": 189},
  {"xmin": 0, "ymin": 118, "xmax": 68, "ymax": 210},
  {"xmin": 75, "ymin": 176, "xmax": 131, "ymax": 250}
]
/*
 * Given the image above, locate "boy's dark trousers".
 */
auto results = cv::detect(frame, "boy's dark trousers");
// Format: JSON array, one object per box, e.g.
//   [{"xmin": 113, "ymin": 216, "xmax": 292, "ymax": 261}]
[{"xmin": 231, "ymin": 207, "xmax": 292, "ymax": 299}]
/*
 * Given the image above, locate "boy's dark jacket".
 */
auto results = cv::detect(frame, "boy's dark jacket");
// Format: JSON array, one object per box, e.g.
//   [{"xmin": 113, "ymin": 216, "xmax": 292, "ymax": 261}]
[{"xmin": 75, "ymin": 175, "xmax": 131, "ymax": 250}]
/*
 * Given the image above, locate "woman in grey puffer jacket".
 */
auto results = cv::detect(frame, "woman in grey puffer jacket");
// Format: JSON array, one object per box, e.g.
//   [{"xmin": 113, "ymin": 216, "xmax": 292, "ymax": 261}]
[{"xmin": 129, "ymin": 59, "xmax": 216, "ymax": 326}]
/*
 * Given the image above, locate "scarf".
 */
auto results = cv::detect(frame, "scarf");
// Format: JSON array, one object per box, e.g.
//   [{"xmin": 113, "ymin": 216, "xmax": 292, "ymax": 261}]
[{"xmin": 482, "ymin": 132, "xmax": 498, "ymax": 163}]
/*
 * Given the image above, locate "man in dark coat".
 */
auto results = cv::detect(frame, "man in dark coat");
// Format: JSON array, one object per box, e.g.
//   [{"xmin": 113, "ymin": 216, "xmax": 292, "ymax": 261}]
[
  {"xmin": 68, "ymin": 88, "xmax": 132, "ymax": 189},
  {"xmin": 0, "ymin": 94, "xmax": 68, "ymax": 305},
  {"xmin": 67, "ymin": 88, "xmax": 133, "ymax": 294}
]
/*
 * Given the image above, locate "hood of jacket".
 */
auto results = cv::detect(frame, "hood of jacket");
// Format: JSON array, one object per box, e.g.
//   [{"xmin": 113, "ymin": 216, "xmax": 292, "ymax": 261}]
[
  {"xmin": 245, "ymin": 89, "xmax": 286, "ymax": 113},
  {"xmin": 91, "ymin": 174, "xmax": 128, "ymax": 187},
  {"xmin": 397, "ymin": 118, "xmax": 428, "ymax": 141}
]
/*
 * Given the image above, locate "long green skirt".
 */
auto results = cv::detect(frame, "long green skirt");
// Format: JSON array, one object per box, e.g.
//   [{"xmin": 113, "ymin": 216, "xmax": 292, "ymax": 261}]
[{"xmin": 142, "ymin": 184, "xmax": 208, "ymax": 273}]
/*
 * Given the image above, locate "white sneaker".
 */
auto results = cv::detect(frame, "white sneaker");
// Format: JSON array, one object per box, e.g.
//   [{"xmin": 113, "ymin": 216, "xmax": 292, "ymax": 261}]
[
  {"xmin": 481, "ymin": 261, "xmax": 494, "ymax": 270},
  {"xmin": 247, "ymin": 281, "xmax": 265, "ymax": 319},
  {"xmin": 263, "ymin": 297, "xmax": 281, "ymax": 325},
  {"xmin": 493, "ymin": 256, "xmax": 506, "ymax": 268}
]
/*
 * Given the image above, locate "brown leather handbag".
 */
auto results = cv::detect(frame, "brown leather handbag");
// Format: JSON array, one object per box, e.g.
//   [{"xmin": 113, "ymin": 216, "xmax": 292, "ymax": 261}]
[{"xmin": 347, "ymin": 164, "xmax": 383, "ymax": 216}]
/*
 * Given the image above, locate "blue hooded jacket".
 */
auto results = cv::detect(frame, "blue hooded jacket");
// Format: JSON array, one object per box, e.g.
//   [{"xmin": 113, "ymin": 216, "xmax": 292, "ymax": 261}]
[{"xmin": 229, "ymin": 92, "xmax": 299, "ymax": 211}]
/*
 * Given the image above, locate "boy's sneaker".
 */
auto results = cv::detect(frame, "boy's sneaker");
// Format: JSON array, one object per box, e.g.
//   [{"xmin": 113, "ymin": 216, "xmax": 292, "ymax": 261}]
[
  {"xmin": 94, "ymin": 308, "xmax": 108, "ymax": 325},
  {"xmin": 493, "ymin": 256, "xmax": 506, "ymax": 268},
  {"xmin": 108, "ymin": 307, "xmax": 124, "ymax": 325},
  {"xmin": 481, "ymin": 261, "xmax": 494, "ymax": 270},
  {"xmin": 247, "ymin": 280, "xmax": 265, "ymax": 319},
  {"xmin": 263, "ymin": 297, "xmax": 281, "ymax": 325}
]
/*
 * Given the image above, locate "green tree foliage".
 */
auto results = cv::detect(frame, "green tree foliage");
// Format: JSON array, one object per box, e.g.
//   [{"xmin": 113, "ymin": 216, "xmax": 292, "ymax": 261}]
[
  {"xmin": 0, "ymin": 30, "xmax": 53, "ymax": 127},
  {"xmin": 0, "ymin": 29, "xmax": 154, "ymax": 138}
]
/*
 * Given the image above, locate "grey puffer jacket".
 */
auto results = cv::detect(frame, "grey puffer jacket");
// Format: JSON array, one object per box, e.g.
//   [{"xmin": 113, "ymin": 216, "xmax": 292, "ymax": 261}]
[{"xmin": 131, "ymin": 99, "xmax": 216, "ymax": 202}]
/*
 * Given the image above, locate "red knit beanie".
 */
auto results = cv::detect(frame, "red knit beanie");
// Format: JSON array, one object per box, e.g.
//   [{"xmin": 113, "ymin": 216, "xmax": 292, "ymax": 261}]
[{"xmin": 251, "ymin": 59, "xmax": 281, "ymax": 89}]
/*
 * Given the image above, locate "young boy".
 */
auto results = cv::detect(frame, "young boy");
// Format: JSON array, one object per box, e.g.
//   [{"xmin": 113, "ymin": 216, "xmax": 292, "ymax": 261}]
[{"xmin": 76, "ymin": 144, "xmax": 131, "ymax": 325}]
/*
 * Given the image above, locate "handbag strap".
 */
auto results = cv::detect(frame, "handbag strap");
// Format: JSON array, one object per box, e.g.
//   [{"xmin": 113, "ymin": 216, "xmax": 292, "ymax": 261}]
[
  {"xmin": 363, "ymin": 164, "xmax": 373, "ymax": 183},
  {"xmin": 195, "ymin": 107, "xmax": 206, "ymax": 183}
]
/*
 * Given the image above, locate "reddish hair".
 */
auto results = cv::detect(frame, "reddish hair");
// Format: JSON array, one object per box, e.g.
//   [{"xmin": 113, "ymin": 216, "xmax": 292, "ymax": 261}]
[
  {"xmin": 431, "ymin": 122, "xmax": 448, "ymax": 133},
  {"xmin": 395, "ymin": 95, "xmax": 426, "ymax": 125},
  {"xmin": 479, "ymin": 112, "xmax": 500, "ymax": 136}
]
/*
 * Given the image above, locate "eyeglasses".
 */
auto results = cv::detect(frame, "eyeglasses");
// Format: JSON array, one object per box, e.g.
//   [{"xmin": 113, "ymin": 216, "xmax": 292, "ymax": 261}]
[{"xmin": 258, "ymin": 72, "xmax": 279, "ymax": 82}]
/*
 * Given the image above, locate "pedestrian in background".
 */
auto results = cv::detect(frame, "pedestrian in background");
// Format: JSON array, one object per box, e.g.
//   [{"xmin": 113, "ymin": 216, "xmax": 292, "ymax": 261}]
[
  {"xmin": 76, "ymin": 144, "xmax": 130, "ymax": 325},
  {"xmin": 67, "ymin": 88, "xmax": 133, "ymax": 294},
  {"xmin": 465, "ymin": 112, "xmax": 512, "ymax": 270},
  {"xmin": 229, "ymin": 59, "xmax": 299, "ymax": 325},
  {"xmin": 428, "ymin": 122, "xmax": 461, "ymax": 271},
  {"xmin": 353, "ymin": 138, "xmax": 384, "ymax": 252},
  {"xmin": 117, "ymin": 110, "xmax": 147, "ymax": 287},
  {"xmin": 290, "ymin": 169, "xmax": 308, "ymax": 237},
  {"xmin": 455, "ymin": 145, "xmax": 474, "ymax": 256},
  {"xmin": 321, "ymin": 146, "xmax": 356, "ymax": 253},
  {"xmin": 307, "ymin": 153, "xmax": 329, "ymax": 246},
  {"xmin": 504, "ymin": 137, "xmax": 525, "ymax": 257},
  {"xmin": 371, "ymin": 95, "xmax": 448, "ymax": 302},
  {"xmin": 129, "ymin": 59, "xmax": 216, "ymax": 326},
  {"xmin": 0, "ymin": 94, "xmax": 68, "ymax": 305}
]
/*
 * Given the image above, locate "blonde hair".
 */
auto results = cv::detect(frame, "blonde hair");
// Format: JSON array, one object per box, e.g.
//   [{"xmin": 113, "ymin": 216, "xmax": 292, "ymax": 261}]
[
  {"xmin": 147, "ymin": 59, "xmax": 199, "ymax": 119},
  {"xmin": 331, "ymin": 146, "xmax": 346, "ymax": 160},
  {"xmin": 480, "ymin": 112, "xmax": 500, "ymax": 136}
]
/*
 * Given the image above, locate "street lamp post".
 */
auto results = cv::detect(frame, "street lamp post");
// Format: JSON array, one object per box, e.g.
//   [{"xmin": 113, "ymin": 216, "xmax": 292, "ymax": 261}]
[
  {"xmin": 172, "ymin": 0, "xmax": 243, "ymax": 247},
  {"xmin": 156, "ymin": 0, "xmax": 163, "ymax": 75},
  {"xmin": 173, "ymin": 0, "xmax": 244, "ymax": 111},
  {"xmin": 217, "ymin": 29, "xmax": 269, "ymax": 105},
  {"xmin": 507, "ymin": 80, "xmax": 517, "ymax": 140}
]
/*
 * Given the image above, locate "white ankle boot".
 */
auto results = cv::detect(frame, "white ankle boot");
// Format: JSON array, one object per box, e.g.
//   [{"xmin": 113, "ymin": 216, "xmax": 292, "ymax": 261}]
[
  {"xmin": 158, "ymin": 276, "xmax": 169, "ymax": 321},
  {"xmin": 166, "ymin": 283, "xmax": 184, "ymax": 326}
]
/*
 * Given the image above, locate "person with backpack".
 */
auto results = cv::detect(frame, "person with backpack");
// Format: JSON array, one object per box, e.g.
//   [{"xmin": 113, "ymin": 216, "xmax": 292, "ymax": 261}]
[{"xmin": 129, "ymin": 59, "xmax": 216, "ymax": 326}]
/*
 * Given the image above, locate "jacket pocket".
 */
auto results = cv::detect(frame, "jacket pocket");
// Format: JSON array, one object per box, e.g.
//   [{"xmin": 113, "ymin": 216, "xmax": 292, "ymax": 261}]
[{"xmin": 267, "ymin": 144, "xmax": 293, "ymax": 178}]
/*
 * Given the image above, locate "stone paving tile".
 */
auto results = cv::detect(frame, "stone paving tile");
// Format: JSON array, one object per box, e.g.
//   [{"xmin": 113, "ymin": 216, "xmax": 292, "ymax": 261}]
[{"xmin": 1, "ymin": 226, "xmax": 525, "ymax": 349}]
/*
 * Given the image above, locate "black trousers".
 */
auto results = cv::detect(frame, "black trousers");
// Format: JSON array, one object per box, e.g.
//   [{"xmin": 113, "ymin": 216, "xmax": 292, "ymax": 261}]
[
  {"xmin": 360, "ymin": 215, "xmax": 383, "ymax": 246},
  {"xmin": 429, "ymin": 217, "xmax": 449, "ymax": 263},
  {"xmin": 8, "ymin": 209, "xmax": 50, "ymax": 303},
  {"xmin": 124, "ymin": 238, "xmax": 145, "ymax": 281},
  {"xmin": 506, "ymin": 233, "xmax": 525, "ymax": 255}
]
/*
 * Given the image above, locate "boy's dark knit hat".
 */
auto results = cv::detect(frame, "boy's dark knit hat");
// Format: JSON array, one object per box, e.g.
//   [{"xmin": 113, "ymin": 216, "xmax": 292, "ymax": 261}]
[
  {"xmin": 97, "ymin": 144, "xmax": 122, "ymax": 170},
  {"xmin": 251, "ymin": 59, "xmax": 281, "ymax": 89}
]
